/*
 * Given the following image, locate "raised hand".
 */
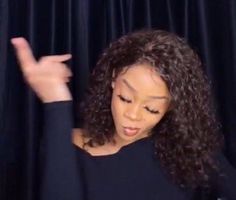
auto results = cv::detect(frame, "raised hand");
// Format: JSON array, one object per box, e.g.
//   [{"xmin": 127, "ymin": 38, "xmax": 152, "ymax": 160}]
[{"xmin": 11, "ymin": 37, "xmax": 73, "ymax": 103}]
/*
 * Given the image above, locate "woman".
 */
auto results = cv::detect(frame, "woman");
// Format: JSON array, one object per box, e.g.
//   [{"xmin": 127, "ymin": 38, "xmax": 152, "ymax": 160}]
[{"xmin": 12, "ymin": 30, "xmax": 236, "ymax": 200}]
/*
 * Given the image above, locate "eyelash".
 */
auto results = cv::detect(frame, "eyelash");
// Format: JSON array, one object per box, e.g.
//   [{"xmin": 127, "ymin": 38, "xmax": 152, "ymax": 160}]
[{"xmin": 118, "ymin": 95, "xmax": 160, "ymax": 114}]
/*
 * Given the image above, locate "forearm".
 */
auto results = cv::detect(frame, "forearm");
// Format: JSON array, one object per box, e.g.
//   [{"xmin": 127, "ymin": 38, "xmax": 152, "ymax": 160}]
[{"xmin": 40, "ymin": 101, "xmax": 83, "ymax": 200}]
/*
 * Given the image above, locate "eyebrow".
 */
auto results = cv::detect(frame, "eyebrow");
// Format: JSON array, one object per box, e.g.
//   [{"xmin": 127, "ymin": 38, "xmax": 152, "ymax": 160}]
[{"xmin": 122, "ymin": 79, "xmax": 170, "ymax": 100}]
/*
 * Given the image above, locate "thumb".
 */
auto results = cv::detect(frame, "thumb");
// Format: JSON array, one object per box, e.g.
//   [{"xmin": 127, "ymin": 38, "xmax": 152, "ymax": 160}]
[{"xmin": 11, "ymin": 37, "xmax": 37, "ymax": 70}]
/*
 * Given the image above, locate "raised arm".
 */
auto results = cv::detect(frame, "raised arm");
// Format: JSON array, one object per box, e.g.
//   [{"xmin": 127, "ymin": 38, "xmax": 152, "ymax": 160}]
[
  {"xmin": 41, "ymin": 100, "xmax": 83, "ymax": 200},
  {"xmin": 12, "ymin": 38, "xmax": 84, "ymax": 199},
  {"xmin": 11, "ymin": 37, "xmax": 72, "ymax": 103}
]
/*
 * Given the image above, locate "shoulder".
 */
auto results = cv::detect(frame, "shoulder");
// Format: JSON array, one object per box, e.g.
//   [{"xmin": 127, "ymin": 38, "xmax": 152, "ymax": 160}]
[
  {"xmin": 72, "ymin": 128, "xmax": 85, "ymax": 148},
  {"xmin": 215, "ymin": 151, "xmax": 236, "ymax": 172},
  {"xmin": 212, "ymin": 151, "xmax": 236, "ymax": 198}
]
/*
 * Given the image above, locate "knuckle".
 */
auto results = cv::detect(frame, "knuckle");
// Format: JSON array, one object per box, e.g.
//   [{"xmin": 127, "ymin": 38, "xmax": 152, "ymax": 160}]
[
  {"xmin": 58, "ymin": 65, "xmax": 68, "ymax": 73},
  {"xmin": 66, "ymin": 68, "xmax": 73, "ymax": 76}
]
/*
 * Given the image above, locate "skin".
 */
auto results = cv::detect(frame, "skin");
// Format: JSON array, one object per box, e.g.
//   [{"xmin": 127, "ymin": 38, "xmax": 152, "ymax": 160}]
[
  {"xmin": 11, "ymin": 37, "xmax": 72, "ymax": 103},
  {"xmin": 111, "ymin": 64, "xmax": 171, "ymax": 147},
  {"xmin": 11, "ymin": 37, "xmax": 171, "ymax": 156},
  {"xmin": 73, "ymin": 64, "xmax": 171, "ymax": 156}
]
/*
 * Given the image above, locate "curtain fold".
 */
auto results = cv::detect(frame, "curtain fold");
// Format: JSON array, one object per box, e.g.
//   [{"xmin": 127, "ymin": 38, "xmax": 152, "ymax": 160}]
[{"xmin": 0, "ymin": 0, "xmax": 235, "ymax": 199}]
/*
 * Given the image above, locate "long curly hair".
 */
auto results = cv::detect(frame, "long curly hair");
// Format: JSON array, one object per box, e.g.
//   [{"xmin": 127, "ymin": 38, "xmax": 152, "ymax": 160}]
[{"xmin": 80, "ymin": 30, "xmax": 223, "ymax": 189}]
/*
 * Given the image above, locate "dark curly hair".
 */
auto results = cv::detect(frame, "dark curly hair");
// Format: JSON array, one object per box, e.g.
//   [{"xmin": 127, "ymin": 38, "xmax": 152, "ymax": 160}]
[{"xmin": 80, "ymin": 30, "xmax": 224, "ymax": 189}]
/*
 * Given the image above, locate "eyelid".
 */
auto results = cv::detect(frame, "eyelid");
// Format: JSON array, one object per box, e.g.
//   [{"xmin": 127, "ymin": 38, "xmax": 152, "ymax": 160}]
[
  {"xmin": 118, "ymin": 94, "xmax": 131, "ymax": 103},
  {"xmin": 145, "ymin": 106, "xmax": 160, "ymax": 114},
  {"xmin": 118, "ymin": 94, "xmax": 160, "ymax": 114}
]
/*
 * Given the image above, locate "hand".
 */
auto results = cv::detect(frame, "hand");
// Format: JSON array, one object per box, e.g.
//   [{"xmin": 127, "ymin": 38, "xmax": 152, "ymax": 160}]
[{"xmin": 11, "ymin": 37, "xmax": 73, "ymax": 103}]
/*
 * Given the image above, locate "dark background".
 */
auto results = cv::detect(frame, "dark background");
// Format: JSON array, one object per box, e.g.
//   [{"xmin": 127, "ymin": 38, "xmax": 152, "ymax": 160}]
[{"xmin": 0, "ymin": 0, "xmax": 235, "ymax": 199}]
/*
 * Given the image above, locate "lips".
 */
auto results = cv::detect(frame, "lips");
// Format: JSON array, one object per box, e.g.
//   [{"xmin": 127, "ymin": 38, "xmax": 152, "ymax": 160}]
[{"xmin": 123, "ymin": 126, "xmax": 140, "ymax": 136}]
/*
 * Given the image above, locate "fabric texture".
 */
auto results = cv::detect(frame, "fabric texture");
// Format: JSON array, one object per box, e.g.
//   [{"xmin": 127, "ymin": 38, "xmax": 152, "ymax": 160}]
[
  {"xmin": 1, "ymin": 1, "xmax": 236, "ymax": 199},
  {"xmin": 40, "ymin": 101, "xmax": 236, "ymax": 200}
]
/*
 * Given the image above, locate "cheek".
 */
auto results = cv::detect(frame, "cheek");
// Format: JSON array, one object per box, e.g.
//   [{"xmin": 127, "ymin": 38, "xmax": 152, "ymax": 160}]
[
  {"xmin": 142, "ymin": 113, "xmax": 165, "ymax": 130},
  {"xmin": 111, "ymin": 94, "xmax": 123, "ymax": 120}
]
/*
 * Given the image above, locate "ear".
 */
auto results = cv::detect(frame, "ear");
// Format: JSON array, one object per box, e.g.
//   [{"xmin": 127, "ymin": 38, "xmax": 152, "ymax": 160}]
[
  {"xmin": 111, "ymin": 81, "xmax": 115, "ymax": 89},
  {"xmin": 111, "ymin": 70, "xmax": 116, "ymax": 89}
]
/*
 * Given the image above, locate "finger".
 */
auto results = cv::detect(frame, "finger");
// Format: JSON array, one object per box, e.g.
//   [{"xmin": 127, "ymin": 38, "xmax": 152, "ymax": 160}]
[
  {"xmin": 39, "ymin": 54, "xmax": 72, "ymax": 63},
  {"xmin": 65, "ymin": 67, "xmax": 73, "ymax": 77},
  {"xmin": 64, "ymin": 77, "xmax": 70, "ymax": 83},
  {"xmin": 38, "ymin": 63, "xmax": 72, "ymax": 80},
  {"xmin": 11, "ymin": 37, "xmax": 37, "ymax": 69},
  {"xmin": 57, "ymin": 66, "xmax": 73, "ymax": 78}
]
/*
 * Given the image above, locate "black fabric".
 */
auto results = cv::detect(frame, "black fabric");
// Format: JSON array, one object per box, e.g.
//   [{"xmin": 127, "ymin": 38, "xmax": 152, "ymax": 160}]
[
  {"xmin": 75, "ymin": 137, "xmax": 193, "ymax": 200},
  {"xmin": 40, "ymin": 101, "xmax": 83, "ymax": 200},
  {"xmin": 0, "ymin": 1, "xmax": 236, "ymax": 200},
  {"xmin": 42, "ymin": 101, "xmax": 236, "ymax": 200}
]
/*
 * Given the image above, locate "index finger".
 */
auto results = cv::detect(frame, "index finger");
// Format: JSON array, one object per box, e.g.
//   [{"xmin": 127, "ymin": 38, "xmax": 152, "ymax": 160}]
[{"xmin": 11, "ymin": 37, "xmax": 37, "ymax": 70}]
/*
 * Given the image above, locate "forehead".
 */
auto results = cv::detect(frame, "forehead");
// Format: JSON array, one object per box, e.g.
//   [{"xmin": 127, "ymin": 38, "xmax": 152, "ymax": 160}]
[{"xmin": 115, "ymin": 64, "xmax": 169, "ymax": 95}]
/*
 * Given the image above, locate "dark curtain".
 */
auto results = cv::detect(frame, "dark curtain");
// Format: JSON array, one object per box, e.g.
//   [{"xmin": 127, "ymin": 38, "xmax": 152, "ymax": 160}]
[{"xmin": 0, "ymin": 0, "xmax": 235, "ymax": 199}]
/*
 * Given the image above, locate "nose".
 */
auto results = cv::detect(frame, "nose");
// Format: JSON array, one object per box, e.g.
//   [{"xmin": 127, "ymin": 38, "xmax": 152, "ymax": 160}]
[{"xmin": 124, "ymin": 104, "xmax": 142, "ymax": 121}]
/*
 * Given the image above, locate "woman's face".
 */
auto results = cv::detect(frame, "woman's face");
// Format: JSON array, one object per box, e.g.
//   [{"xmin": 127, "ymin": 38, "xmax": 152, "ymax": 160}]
[{"xmin": 111, "ymin": 63, "xmax": 171, "ymax": 146}]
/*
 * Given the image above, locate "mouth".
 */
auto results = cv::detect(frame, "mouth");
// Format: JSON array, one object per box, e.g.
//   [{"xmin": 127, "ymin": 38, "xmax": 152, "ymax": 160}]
[{"xmin": 122, "ymin": 126, "xmax": 141, "ymax": 136}]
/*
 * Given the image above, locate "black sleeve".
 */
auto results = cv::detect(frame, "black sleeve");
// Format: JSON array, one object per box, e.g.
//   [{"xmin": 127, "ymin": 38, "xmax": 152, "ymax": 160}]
[
  {"xmin": 40, "ymin": 101, "xmax": 84, "ymax": 200},
  {"xmin": 214, "ymin": 152, "xmax": 236, "ymax": 200}
]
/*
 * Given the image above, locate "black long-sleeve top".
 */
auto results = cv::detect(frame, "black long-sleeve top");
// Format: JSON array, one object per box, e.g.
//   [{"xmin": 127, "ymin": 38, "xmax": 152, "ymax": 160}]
[{"xmin": 40, "ymin": 101, "xmax": 236, "ymax": 200}]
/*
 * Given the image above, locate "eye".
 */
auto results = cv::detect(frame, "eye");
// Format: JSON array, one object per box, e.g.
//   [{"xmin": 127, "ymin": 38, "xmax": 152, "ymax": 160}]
[
  {"xmin": 118, "ymin": 95, "xmax": 132, "ymax": 103},
  {"xmin": 145, "ymin": 106, "xmax": 160, "ymax": 114}
]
